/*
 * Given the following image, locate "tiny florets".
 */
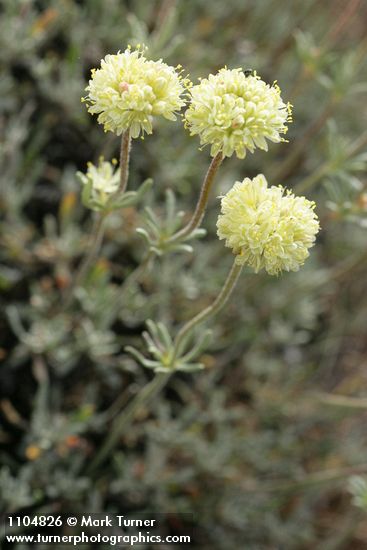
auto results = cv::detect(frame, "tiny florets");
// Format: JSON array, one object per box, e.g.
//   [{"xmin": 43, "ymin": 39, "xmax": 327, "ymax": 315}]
[
  {"xmin": 84, "ymin": 46, "xmax": 187, "ymax": 137},
  {"xmin": 77, "ymin": 157, "xmax": 119, "ymax": 210},
  {"xmin": 217, "ymin": 174, "xmax": 320, "ymax": 275},
  {"xmin": 185, "ymin": 68, "xmax": 292, "ymax": 158}
]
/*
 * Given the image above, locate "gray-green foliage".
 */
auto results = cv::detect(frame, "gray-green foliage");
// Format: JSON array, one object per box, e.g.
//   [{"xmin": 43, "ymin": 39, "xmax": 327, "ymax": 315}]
[{"xmin": 1, "ymin": 1, "xmax": 367, "ymax": 548}]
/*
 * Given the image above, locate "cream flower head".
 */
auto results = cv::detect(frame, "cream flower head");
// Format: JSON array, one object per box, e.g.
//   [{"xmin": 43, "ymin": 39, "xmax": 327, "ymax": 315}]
[
  {"xmin": 83, "ymin": 46, "xmax": 187, "ymax": 137},
  {"xmin": 217, "ymin": 174, "xmax": 320, "ymax": 275},
  {"xmin": 77, "ymin": 157, "xmax": 119, "ymax": 210},
  {"xmin": 185, "ymin": 68, "xmax": 292, "ymax": 158}
]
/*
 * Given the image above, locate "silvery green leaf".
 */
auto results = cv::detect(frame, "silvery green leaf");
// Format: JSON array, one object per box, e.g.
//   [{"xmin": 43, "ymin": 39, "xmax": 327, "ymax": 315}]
[
  {"xmin": 174, "ymin": 330, "xmax": 195, "ymax": 359},
  {"xmin": 81, "ymin": 179, "xmax": 93, "ymax": 208},
  {"xmin": 154, "ymin": 366, "xmax": 171, "ymax": 373},
  {"xmin": 181, "ymin": 329, "xmax": 213, "ymax": 363},
  {"xmin": 135, "ymin": 178, "xmax": 153, "ymax": 201},
  {"xmin": 6, "ymin": 306, "xmax": 27, "ymax": 340},
  {"xmin": 150, "ymin": 246, "xmax": 164, "ymax": 257},
  {"xmin": 174, "ymin": 244, "xmax": 194, "ymax": 254},
  {"xmin": 142, "ymin": 330, "xmax": 162, "ymax": 357},
  {"xmin": 145, "ymin": 320, "xmax": 162, "ymax": 345},
  {"xmin": 165, "ymin": 189, "xmax": 176, "ymax": 231},
  {"xmin": 107, "ymin": 191, "xmax": 137, "ymax": 209},
  {"xmin": 144, "ymin": 206, "xmax": 160, "ymax": 227},
  {"xmin": 136, "ymin": 227, "xmax": 151, "ymax": 245},
  {"xmin": 155, "ymin": 322, "xmax": 173, "ymax": 349},
  {"xmin": 183, "ymin": 227, "xmax": 207, "ymax": 241},
  {"xmin": 177, "ymin": 362, "xmax": 205, "ymax": 372},
  {"xmin": 124, "ymin": 346, "xmax": 160, "ymax": 370}
]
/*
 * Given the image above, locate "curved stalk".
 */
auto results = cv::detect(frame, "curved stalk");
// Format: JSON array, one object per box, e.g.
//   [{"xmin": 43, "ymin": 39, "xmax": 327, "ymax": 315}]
[
  {"xmin": 119, "ymin": 129, "xmax": 131, "ymax": 193},
  {"xmin": 173, "ymin": 259, "xmax": 243, "ymax": 359},
  {"xmin": 87, "ymin": 260, "xmax": 242, "ymax": 472},
  {"xmin": 168, "ymin": 152, "xmax": 223, "ymax": 243}
]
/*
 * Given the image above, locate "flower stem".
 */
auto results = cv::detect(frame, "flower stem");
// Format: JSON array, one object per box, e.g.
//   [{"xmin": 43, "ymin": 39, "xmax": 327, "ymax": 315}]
[
  {"xmin": 173, "ymin": 259, "xmax": 243, "ymax": 359},
  {"xmin": 87, "ymin": 371, "xmax": 171, "ymax": 473},
  {"xmin": 168, "ymin": 152, "xmax": 223, "ymax": 243},
  {"xmin": 119, "ymin": 129, "xmax": 131, "ymax": 193},
  {"xmin": 64, "ymin": 212, "xmax": 106, "ymax": 308},
  {"xmin": 87, "ymin": 260, "xmax": 242, "ymax": 472}
]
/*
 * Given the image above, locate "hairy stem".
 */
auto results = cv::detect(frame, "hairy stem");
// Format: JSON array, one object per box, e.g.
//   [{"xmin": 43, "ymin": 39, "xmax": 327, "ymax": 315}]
[
  {"xmin": 87, "ymin": 371, "xmax": 171, "ymax": 473},
  {"xmin": 173, "ymin": 259, "xmax": 243, "ymax": 359},
  {"xmin": 119, "ymin": 129, "xmax": 131, "ymax": 193},
  {"xmin": 168, "ymin": 152, "xmax": 223, "ymax": 243}
]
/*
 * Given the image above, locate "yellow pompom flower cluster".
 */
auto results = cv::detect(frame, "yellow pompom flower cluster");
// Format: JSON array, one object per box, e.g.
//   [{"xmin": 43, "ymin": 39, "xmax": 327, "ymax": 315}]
[
  {"xmin": 185, "ymin": 68, "xmax": 292, "ymax": 159},
  {"xmin": 84, "ymin": 46, "xmax": 187, "ymax": 138},
  {"xmin": 217, "ymin": 175, "xmax": 320, "ymax": 275}
]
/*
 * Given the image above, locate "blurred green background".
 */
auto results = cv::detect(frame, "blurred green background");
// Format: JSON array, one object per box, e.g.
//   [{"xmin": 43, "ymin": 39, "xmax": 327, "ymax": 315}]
[{"xmin": 1, "ymin": 0, "xmax": 367, "ymax": 548}]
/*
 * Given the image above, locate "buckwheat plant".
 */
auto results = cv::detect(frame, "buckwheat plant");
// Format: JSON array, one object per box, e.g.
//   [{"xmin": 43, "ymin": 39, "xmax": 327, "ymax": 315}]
[{"xmin": 68, "ymin": 46, "xmax": 319, "ymax": 471}]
